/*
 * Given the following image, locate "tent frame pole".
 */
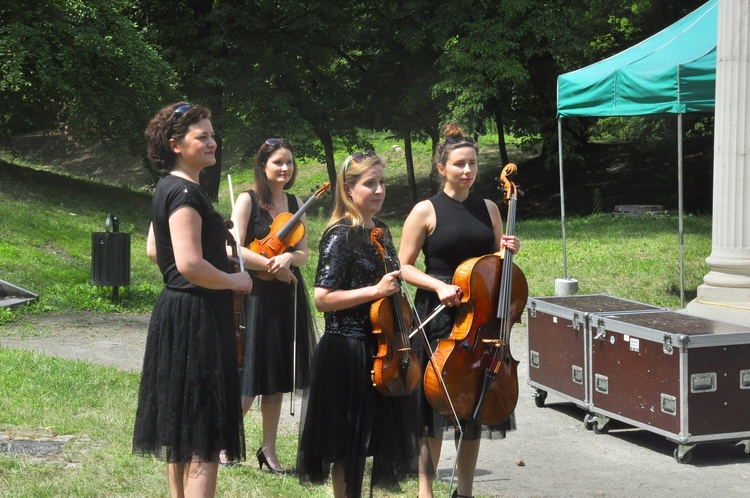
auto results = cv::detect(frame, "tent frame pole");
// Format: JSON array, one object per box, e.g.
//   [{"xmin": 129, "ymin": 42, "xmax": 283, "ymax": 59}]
[
  {"xmin": 558, "ymin": 118, "xmax": 569, "ymax": 279},
  {"xmin": 678, "ymin": 114, "xmax": 685, "ymax": 308}
]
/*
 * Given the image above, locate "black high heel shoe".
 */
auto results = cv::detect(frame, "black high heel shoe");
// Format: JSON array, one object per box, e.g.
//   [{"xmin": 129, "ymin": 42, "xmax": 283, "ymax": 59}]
[
  {"xmin": 256, "ymin": 447, "xmax": 286, "ymax": 474},
  {"xmin": 451, "ymin": 489, "xmax": 474, "ymax": 498}
]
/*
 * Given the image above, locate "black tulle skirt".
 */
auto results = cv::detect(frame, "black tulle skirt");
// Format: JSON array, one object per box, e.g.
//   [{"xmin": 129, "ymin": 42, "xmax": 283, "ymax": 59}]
[
  {"xmin": 132, "ymin": 288, "xmax": 246, "ymax": 464},
  {"xmin": 413, "ymin": 276, "xmax": 516, "ymax": 442},
  {"xmin": 240, "ymin": 269, "xmax": 316, "ymax": 397},
  {"xmin": 296, "ymin": 333, "xmax": 420, "ymax": 498}
]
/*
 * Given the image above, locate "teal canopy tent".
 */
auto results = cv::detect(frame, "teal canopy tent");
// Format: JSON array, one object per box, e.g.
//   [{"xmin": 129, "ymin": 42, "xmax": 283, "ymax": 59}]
[{"xmin": 555, "ymin": 0, "xmax": 717, "ymax": 306}]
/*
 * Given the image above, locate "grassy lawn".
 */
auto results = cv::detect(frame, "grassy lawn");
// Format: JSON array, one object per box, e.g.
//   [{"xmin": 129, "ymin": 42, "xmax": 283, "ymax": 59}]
[{"xmin": 0, "ymin": 135, "xmax": 712, "ymax": 496}]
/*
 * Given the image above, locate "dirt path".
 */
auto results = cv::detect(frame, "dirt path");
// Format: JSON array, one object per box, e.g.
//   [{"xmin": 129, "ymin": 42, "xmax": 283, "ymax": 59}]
[
  {"xmin": 2, "ymin": 313, "xmax": 750, "ymax": 497},
  {"xmin": 0, "ymin": 312, "xmax": 150, "ymax": 372}
]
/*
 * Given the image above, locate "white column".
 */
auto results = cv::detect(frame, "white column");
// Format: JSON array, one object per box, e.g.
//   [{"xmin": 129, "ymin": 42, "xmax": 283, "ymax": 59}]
[{"xmin": 686, "ymin": 0, "xmax": 750, "ymax": 325}]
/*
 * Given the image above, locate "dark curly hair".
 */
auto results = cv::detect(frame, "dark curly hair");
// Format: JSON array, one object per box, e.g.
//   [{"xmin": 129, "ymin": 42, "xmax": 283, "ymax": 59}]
[{"xmin": 144, "ymin": 102, "xmax": 212, "ymax": 172}]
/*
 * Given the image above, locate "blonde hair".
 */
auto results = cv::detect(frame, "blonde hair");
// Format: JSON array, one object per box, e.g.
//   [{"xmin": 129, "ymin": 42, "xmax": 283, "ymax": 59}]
[{"xmin": 326, "ymin": 152, "xmax": 385, "ymax": 229}]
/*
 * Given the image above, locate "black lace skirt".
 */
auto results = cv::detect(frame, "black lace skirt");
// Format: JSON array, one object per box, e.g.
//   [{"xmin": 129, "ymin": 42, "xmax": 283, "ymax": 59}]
[
  {"xmin": 240, "ymin": 269, "xmax": 317, "ymax": 397},
  {"xmin": 132, "ymin": 288, "xmax": 246, "ymax": 464},
  {"xmin": 296, "ymin": 333, "xmax": 420, "ymax": 498}
]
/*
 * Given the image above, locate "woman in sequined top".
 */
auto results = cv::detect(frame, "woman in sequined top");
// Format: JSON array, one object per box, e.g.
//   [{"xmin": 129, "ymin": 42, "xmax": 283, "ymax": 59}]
[{"xmin": 296, "ymin": 152, "xmax": 420, "ymax": 498}]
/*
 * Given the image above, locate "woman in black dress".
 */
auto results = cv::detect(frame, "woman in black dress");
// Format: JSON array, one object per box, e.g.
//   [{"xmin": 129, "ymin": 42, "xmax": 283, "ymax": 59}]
[
  {"xmin": 133, "ymin": 103, "xmax": 252, "ymax": 498},
  {"xmin": 297, "ymin": 152, "xmax": 420, "ymax": 498},
  {"xmin": 230, "ymin": 138, "xmax": 316, "ymax": 472},
  {"xmin": 399, "ymin": 123, "xmax": 520, "ymax": 498}
]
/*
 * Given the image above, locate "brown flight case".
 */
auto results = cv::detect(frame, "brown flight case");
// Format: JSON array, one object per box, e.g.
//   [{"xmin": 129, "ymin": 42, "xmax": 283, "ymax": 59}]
[
  {"xmin": 586, "ymin": 310, "xmax": 750, "ymax": 463},
  {"xmin": 526, "ymin": 294, "xmax": 663, "ymax": 410}
]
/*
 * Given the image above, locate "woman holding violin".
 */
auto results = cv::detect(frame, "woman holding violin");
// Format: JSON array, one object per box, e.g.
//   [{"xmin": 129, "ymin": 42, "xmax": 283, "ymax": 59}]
[
  {"xmin": 229, "ymin": 138, "xmax": 316, "ymax": 472},
  {"xmin": 297, "ymin": 152, "xmax": 420, "ymax": 498},
  {"xmin": 399, "ymin": 123, "xmax": 521, "ymax": 498}
]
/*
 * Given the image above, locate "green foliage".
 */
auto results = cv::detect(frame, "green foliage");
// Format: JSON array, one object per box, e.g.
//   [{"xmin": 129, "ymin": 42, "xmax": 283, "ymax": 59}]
[
  {"xmin": 589, "ymin": 116, "xmax": 667, "ymax": 143},
  {"xmin": 0, "ymin": 0, "xmax": 178, "ymax": 146}
]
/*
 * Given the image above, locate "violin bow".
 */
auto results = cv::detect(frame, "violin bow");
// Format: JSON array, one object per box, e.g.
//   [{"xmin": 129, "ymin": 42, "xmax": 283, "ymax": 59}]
[
  {"xmin": 291, "ymin": 282, "xmax": 297, "ymax": 416},
  {"xmin": 400, "ymin": 285, "xmax": 464, "ymax": 434},
  {"xmin": 227, "ymin": 175, "xmax": 245, "ymax": 275},
  {"xmin": 401, "ymin": 285, "xmax": 464, "ymax": 495}
]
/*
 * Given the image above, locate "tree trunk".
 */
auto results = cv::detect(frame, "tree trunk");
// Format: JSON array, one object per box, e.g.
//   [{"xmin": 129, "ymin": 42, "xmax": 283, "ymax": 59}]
[
  {"xmin": 404, "ymin": 130, "xmax": 418, "ymax": 204},
  {"xmin": 317, "ymin": 129, "xmax": 337, "ymax": 188},
  {"xmin": 494, "ymin": 107, "xmax": 509, "ymax": 166},
  {"xmin": 428, "ymin": 127, "xmax": 441, "ymax": 195}
]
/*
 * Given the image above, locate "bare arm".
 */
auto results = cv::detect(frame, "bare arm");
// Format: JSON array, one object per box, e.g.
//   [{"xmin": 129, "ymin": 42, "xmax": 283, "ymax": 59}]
[
  {"xmin": 170, "ymin": 205, "xmax": 252, "ymax": 292},
  {"xmin": 146, "ymin": 222, "xmax": 157, "ymax": 264},
  {"xmin": 231, "ymin": 191, "xmax": 271, "ymax": 272},
  {"xmin": 314, "ymin": 270, "xmax": 401, "ymax": 312},
  {"xmin": 398, "ymin": 200, "xmax": 462, "ymax": 307}
]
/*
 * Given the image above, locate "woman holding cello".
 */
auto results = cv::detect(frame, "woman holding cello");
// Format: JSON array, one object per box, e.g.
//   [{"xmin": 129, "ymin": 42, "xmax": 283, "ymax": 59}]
[
  {"xmin": 229, "ymin": 138, "xmax": 316, "ymax": 472},
  {"xmin": 399, "ymin": 123, "xmax": 521, "ymax": 498},
  {"xmin": 297, "ymin": 152, "xmax": 420, "ymax": 498}
]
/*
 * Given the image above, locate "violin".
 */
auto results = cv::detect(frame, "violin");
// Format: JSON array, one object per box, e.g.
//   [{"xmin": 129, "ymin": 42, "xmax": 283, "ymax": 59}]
[
  {"xmin": 248, "ymin": 182, "xmax": 330, "ymax": 260},
  {"xmin": 369, "ymin": 228, "xmax": 422, "ymax": 397},
  {"xmin": 224, "ymin": 220, "xmax": 245, "ymax": 370},
  {"xmin": 423, "ymin": 163, "xmax": 528, "ymax": 425}
]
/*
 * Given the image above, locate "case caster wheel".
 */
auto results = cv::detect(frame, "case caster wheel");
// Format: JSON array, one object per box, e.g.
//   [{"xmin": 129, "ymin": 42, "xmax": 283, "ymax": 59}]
[
  {"xmin": 673, "ymin": 447, "xmax": 693, "ymax": 464},
  {"xmin": 736, "ymin": 440, "xmax": 750, "ymax": 458},
  {"xmin": 592, "ymin": 418, "xmax": 610, "ymax": 435},
  {"xmin": 533, "ymin": 389, "xmax": 547, "ymax": 408},
  {"xmin": 583, "ymin": 414, "xmax": 596, "ymax": 431},
  {"xmin": 593, "ymin": 422, "xmax": 609, "ymax": 434}
]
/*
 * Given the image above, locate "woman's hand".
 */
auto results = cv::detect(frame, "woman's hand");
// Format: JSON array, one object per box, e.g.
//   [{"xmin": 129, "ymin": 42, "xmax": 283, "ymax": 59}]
[
  {"xmin": 267, "ymin": 253, "xmax": 298, "ymax": 284},
  {"xmin": 501, "ymin": 235, "xmax": 521, "ymax": 254},
  {"xmin": 436, "ymin": 281, "xmax": 462, "ymax": 307},
  {"xmin": 375, "ymin": 270, "xmax": 402, "ymax": 298},
  {"xmin": 230, "ymin": 270, "xmax": 253, "ymax": 293}
]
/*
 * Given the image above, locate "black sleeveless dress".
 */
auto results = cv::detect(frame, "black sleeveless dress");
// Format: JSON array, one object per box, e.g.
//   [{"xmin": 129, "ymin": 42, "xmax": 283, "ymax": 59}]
[
  {"xmin": 240, "ymin": 190, "xmax": 316, "ymax": 397},
  {"xmin": 412, "ymin": 190, "xmax": 515, "ymax": 441},
  {"xmin": 133, "ymin": 174, "xmax": 245, "ymax": 464},
  {"xmin": 297, "ymin": 220, "xmax": 420, "ymax": 498}
]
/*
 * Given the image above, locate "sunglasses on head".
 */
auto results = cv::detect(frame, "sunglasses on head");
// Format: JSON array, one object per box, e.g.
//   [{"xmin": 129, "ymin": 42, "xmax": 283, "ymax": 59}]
[
  {"xmin": 444, "ymin": 136, "xmax": 476, "ymax": 145},
  {"xmin": 261, "ymin": 138, "xmax": 292, "ymax": 152},
  {"xmin": 172, "ymin": 103, "xmax": 194, "ymax": 120},
  {"xmin": 343, "ymin": 151, "xmax": 377, "ymax": 174}
]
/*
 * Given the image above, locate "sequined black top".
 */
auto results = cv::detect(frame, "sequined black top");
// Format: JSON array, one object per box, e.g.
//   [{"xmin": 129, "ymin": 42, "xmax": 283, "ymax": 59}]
[{"xmin": 314, "ymin": 219, "xmax": 397, "ymax": 339}]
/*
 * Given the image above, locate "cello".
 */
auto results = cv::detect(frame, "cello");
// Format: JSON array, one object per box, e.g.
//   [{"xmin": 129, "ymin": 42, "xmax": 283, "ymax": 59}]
[
  {"xmin": 423, "ymin": 163, "xmax": 528, "ymax": 425},
  {"xmin": 369, "ymin": 228, "xmax": 422, "ymax": 396}
]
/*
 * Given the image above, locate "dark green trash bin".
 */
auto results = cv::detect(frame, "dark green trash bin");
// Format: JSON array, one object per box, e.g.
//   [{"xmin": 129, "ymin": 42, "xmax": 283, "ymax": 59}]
[{"xmin": 91, "ymin": 214, "xmax": 130, "ymax": 298}]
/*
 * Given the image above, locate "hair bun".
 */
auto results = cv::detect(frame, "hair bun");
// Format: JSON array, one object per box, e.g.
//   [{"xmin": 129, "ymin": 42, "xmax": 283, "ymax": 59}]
[{"xmin": 442, "ymin": 122, "xmax": 466, "ymax": 140}]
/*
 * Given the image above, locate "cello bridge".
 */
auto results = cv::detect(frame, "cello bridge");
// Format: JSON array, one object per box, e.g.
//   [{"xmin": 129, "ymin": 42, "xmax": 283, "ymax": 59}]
[{"xmin": 481, "ymin": 339, "xmax": 507, "ymax": 348}]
